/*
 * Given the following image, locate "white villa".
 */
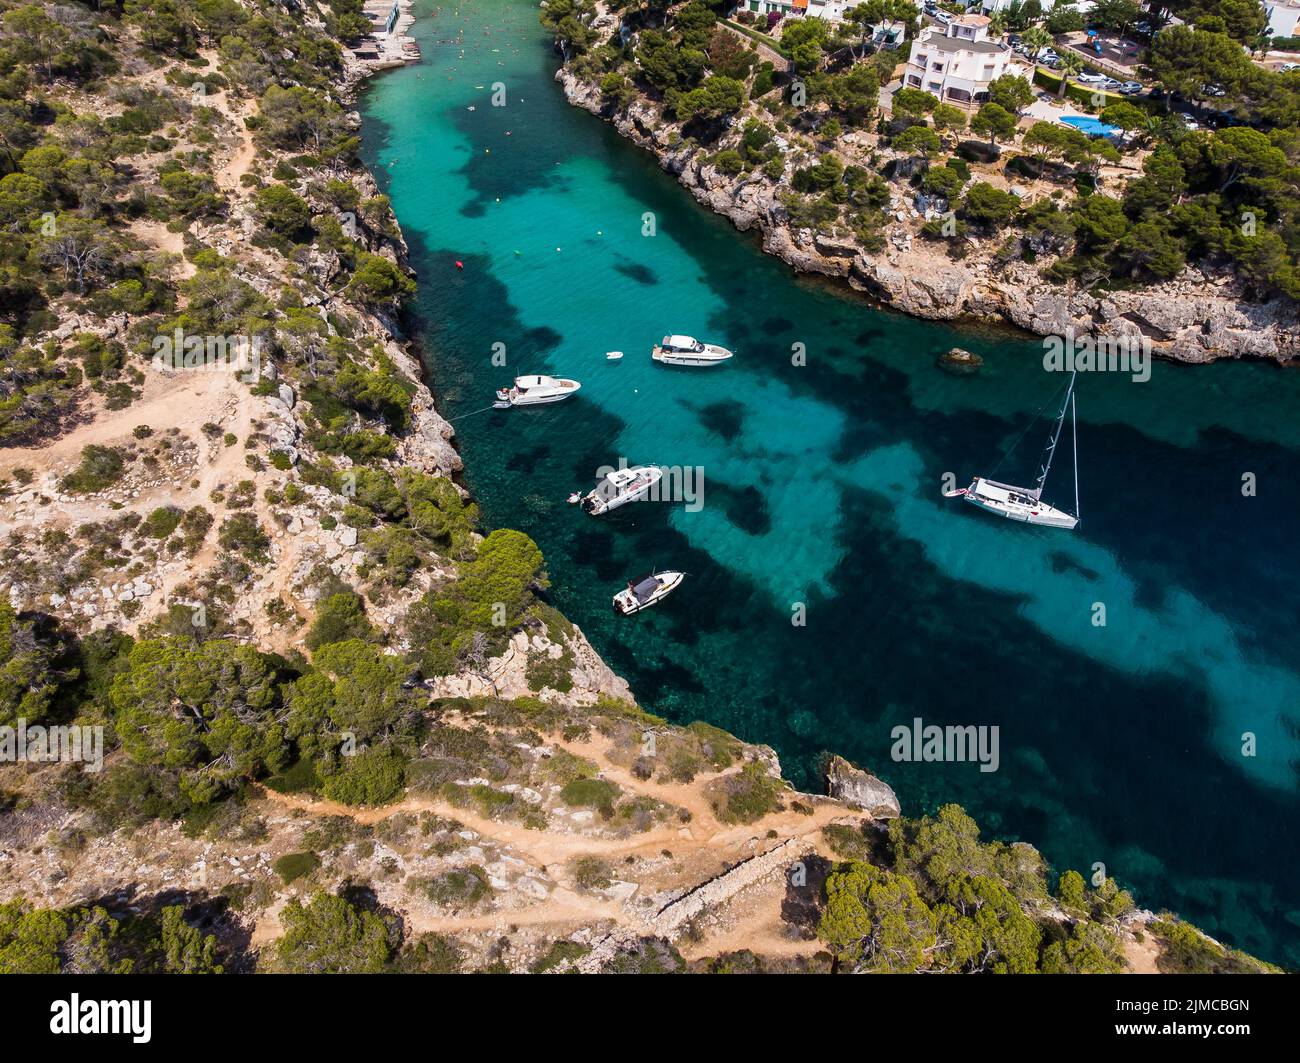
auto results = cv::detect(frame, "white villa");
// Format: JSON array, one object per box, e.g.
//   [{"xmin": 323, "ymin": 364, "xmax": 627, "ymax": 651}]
[
  {"xmin": 902, "ymin": 13, "xmax": 1026, "ymax": 106},
  {"xmin": 1265, "ymin": 0, "xmax": 1300, "ymax": 39},
  {"xmin": 738, "ymin": 0, "xmax": 853, "ymax": 21}
]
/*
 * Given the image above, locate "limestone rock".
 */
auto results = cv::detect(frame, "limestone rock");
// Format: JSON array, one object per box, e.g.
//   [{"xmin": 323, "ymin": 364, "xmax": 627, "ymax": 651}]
[
  {"xmin": 825, "ymin": 755, "xmax": 901, "ymax": 818},
  {"xmin": 937, "ymin": 347, "xmax": 983, "ymax": 375}
]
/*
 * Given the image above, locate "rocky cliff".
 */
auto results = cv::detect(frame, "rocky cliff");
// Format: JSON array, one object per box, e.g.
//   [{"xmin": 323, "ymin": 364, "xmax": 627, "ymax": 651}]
[{"xmin": 557, "ymin": 68, "xmax": 1300, "ymax": 365}]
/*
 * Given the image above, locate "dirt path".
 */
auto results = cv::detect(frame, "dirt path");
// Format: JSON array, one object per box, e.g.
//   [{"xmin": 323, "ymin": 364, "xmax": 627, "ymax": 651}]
[
  {"xmin": 1123, "ymin": 933, "xmax": 1162, "ymax": 974},
  {"xmin": 214, "ymin": 100, "xmax": 257, "ymax": 193},
  {"xmin": 252, "ymin": 726, "xmax": 858, "ymax": 958}
]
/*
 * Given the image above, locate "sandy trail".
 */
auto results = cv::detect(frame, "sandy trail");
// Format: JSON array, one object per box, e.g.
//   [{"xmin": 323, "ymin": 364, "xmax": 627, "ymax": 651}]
[
  {"xmin": 1122, "ymin": 934, "xmax": 1162, "ymax": 974},
  {"xmin": 252, "ymin": 725, "xmax": 857, "ymax": 956},
  {"xmin": 214, "ymin": 100, "xmax": 257, "ymax": 193}
]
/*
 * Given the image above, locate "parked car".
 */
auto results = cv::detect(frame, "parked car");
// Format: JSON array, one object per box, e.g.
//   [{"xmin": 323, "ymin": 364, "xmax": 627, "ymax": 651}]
[
  {"xmin": 933, "ymin": 10, "xmax": 954, "ymax": 25},
  {"xmin": 1203, "ymin": 83, "xmax": 1227, "ymax": 97},
  {"xmin": 1008, "ymin": 34, "xmax": 1022, "ymax": 46},
  {"xmin": 1036, "ymin": 48, "xmax": 1060, "ymax": 62},
  {"xmin": 1118, "ymin": 81, "xmax": 1143, "ymax": 94},
  {"xmin": 1076, "ymin": 71, "xmax": 1109, "ymax": 84},
  {"xmin": 1281, "ymin": 62, "xmax": 1300, "ymax": 73},
  {"xmin": 1101, "ymin": 77, "xmax": 1123, "ymax": 91},
  {"xmin": 1203, "ymin": 111, "xmax": 1239, "ymax": 129}
]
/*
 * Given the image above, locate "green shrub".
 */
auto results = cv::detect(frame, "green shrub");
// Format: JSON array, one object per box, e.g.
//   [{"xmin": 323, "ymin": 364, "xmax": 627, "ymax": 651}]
[
  {"xmin": 530, "ymin": 939, "xmax": 590, "ymax": 973},
  {"xmin": 217, "ymin": 513, "xmax": 270, "ymax": 559},
  {"xmin": 140, "ymin": 505, "xmax": 183, "ymax": 539},
  {"xmin": 264, "ymin": 757, "xmax": 321, "ymax": 795},
  {"xmin": 525, "ymin": 648, "xmax": 574, "ymax": 694},
  {"xmin": 397, "ymin": 932, "xmax": 463, "ymax": 973},
  {"xmin": 560, "ymin": 777, "xmax": 620, "ymax": 818},
  {"xmin": 305, "ymin": 591, "xmax": 376, "ymax": 651},
  {"xmin": 712, "ymin": 762, "xmax": 785, "ymax": 824},
  {"xmin": 1150, "ymin": 918, "xmax": 1279, "ymax": 974},
  {"xmin": 420, "ymin": 865, "xmax": 491, "ymax": 912},
  {"xmin": 320, "ymin": 747, "xmax": 405, "ymax": 806},
  {"xmin": 570, "ymin": 856, "xmax": 612, "ymax": 892},
  {"xmin": 60, "ymin": 445, "xmax": 127, "ymax": 493},
  {"xmin": 273, "ymin": 850, "xmax": 321, "ymax": 884}
]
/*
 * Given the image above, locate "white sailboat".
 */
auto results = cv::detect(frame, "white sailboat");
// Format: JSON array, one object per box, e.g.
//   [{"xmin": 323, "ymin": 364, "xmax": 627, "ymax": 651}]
[
  {"xmin": 494, "ymin": 374, "xmax": 581, "ymax": 408},
  {"xmin": 613, "ymin": 570, "xmax": 684, "ymax": 614},
  {"xmin": 945, "ymin": 371, "xmax": 1081, "ymax": 530},
  {"xmin": 652, "ymin": 335, "xmax": 733, "ymax": 366}
]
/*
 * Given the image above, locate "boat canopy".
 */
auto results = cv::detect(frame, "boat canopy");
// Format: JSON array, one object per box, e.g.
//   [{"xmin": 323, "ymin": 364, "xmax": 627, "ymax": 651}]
[
  {"xmin": 663, "ymin": 335, "xmax": 702, "ymax": 351},
  {"xmin": 515, "ymin": 375, "xmax": 557, "ymax": 388},
  {"xmin": 631, "ymin": 576, "xmax": 659, "ymax": 603}
]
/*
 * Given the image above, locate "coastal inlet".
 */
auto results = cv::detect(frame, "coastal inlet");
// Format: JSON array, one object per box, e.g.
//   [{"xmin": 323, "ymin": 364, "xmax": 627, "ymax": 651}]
[{"xmin": 359, "ymin": 0, "xmax": 1300, "ymax": 965}]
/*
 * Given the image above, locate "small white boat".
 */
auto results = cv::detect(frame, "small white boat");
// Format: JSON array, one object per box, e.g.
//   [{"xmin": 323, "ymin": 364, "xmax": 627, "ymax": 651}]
[
  {"xmin": 946, "ymin": 371, "xmax": 1080, "ymax": 530},
  {"xmin": 580, "ymin": 465, "xmax": 663, "ymax": 515},
  {"xmin": 606, "ymin": 350, "xmax": 623, "ymax": 361},
  {"xmin": 652, "ymin": 334, "xmax": 733, "ymax": 366},
  {"xmin": 494, "ymin": 374, "xmax": 581, "ymax": 407},
  {"xmin": 613, "ymin": 570, "xmax": 684, "ymax": 614}
]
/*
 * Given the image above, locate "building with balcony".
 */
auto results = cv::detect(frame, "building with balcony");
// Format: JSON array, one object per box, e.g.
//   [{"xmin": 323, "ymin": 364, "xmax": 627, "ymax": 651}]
[{"xmin": 902, "ymin": 14, "xmax": 1026, "ymax": 106}]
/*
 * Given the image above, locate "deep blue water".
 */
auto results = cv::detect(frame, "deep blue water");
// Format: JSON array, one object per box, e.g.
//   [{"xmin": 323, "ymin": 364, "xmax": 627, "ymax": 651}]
[{"xmin": 360, "ymin": 0, "xmax": 1300, "ymax": 963}]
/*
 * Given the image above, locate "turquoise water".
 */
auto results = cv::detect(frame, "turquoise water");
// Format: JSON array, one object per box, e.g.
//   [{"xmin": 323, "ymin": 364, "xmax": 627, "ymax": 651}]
[{"xmin": 361, "ymin": 0, "xmax": 1300, "ymax": 962}]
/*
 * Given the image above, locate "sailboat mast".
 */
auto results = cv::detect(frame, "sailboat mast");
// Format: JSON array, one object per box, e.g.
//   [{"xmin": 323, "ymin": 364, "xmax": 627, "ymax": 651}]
[
  {"xmin": 1034, "ymin": 371, "xmax": 1077, "ymax": 499},
  {"xmin": 1071, "ymin": 391, "xmax": 1080, "ymax": 520}
]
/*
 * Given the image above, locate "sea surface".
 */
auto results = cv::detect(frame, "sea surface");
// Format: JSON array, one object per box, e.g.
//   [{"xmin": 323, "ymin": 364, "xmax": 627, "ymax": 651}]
[{"xmin": 360, "ymin": 0, "xmax": 1300, "ymax": 963}]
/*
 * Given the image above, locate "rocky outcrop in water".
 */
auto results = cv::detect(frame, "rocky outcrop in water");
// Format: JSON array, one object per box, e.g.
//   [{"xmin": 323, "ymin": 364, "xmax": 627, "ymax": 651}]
[
  {"xmin": 556, "ymin": 69, "xmax": 1300, "ymax": 365},
  {"xmin": 825, "ymin": 755, "xmax": 901, "ymax": 819}
]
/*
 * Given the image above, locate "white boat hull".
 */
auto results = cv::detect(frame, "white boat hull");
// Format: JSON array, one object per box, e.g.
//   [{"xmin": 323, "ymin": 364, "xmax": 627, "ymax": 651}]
[
  {"xmin": 652, "ymin": 348, "xmax": 732, "ymax": 366},
  {"xmin": 958, "ymin": 486, "xmax": 1078, "ymax": 529},
  {"xmin": 508, "ymin": 390, "xmax": 578, "ymax": 407},
  {"xmin": 613, "ymin": 571, "xmax": 684, "ymax": 614},
  {"xmin": 496, "ymin": 375, "xmax": 581, "ymax": 407},
  {"xmin": 586, "ymin": 489, "xmax": 644, "ymax": 515}
]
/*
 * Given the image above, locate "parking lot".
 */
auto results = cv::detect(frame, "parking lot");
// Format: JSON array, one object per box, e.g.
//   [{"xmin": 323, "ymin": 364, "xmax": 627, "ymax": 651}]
[
  {"xmin": 1058, "ymin": 30, "xmax": 1145, "ymax": 78},
  {"xmin": 1007, "ymin": 34, "xmax": 1144, "ymax": 98}
]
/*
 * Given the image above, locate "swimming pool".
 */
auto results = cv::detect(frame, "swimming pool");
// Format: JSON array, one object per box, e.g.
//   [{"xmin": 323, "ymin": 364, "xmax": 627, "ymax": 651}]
[{"xmin": 1060, "ymin": 115, "xmax": 1123, "ymax": 138}]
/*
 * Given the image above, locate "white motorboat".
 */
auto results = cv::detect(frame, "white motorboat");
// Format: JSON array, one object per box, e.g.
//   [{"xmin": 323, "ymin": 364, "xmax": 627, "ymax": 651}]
[
  {"xmin": 652, "ymin": 334, "xmax": 733, "ymax": 366},
  {"xmin": 945, "ymin": 371, "xmax": 1080, "ymax": 530},
  {"xmin": 580, "ymin": 465, "xmax": 663, "ymax": 515},
  {"xmin": 494, "ymin": 374, "xmax": 581, "ymax": 407},
  {"xmin": 613, "ymin": 570, "xmax": 684, "ymax": 614},
  {"xmin": 606, "ymin": 351, "xmax": 623, "ymax": 361}
]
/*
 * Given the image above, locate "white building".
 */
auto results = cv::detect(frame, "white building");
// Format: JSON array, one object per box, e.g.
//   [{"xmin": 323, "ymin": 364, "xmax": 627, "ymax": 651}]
[
  {"xmin": 1265, "ymin": 0, "xmax": 1300, "ymax": 38},
  {"xmin": 903, "ymin": 13, "xmax": 1026, "ymax": 105},
  {"xmin": 739, "ymin": 0, "xmax": 853, "ymax": 21},
  {"xmin": 363, "ymin": 0, "xmax": 401, "ymax": 36},
  {"xmin": 871, "ymin": 18, "xmax": 909, "ymax": 47},
  {"xmin": 979, "ymin": 0, "xmax": 1068, "ymax": 13}
]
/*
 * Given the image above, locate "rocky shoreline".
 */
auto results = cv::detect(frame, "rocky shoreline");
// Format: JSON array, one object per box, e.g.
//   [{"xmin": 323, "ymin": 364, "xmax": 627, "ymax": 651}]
[{"xmin": 556, "ymin": 67, "xmax": 1299, "ymax": 365}]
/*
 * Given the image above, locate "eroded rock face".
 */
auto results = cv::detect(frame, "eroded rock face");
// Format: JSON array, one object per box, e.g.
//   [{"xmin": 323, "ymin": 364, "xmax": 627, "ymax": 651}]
[
  {"xmin": 555, "ymin": 69, "xmax": 1300, "ymax": 365},
  {"xmin": 825, "ymin": 755, "xmax": 901, "ymax": 819}
]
